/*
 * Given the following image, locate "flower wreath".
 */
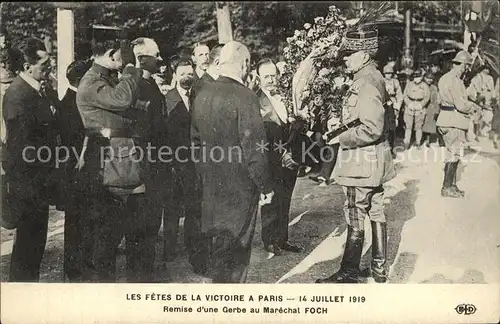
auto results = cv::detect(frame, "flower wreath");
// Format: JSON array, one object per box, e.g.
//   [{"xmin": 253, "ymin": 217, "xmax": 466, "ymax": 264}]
[{"xmin": 277, "ymin": 5, "xmax": 350, "ymax": 133}]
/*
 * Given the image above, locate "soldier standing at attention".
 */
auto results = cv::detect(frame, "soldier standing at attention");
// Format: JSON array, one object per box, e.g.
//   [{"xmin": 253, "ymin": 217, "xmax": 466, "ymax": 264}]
[
  {"xmin": 436, "ymin": 50, "xmax": 474, "ymax": 198},
  {"xmin": 316, "ymin": 28, "xmax": 395, "ymax": 284},
  {"xmin": 403, "ymin": 69, "xmax": 430, "ymax": 149}
]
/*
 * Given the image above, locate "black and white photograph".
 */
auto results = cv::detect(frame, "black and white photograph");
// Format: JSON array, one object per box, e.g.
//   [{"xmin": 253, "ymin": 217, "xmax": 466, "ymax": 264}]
[{"xmin": 0, "ymin": 1, "xmax": 499, "ymax": 323}]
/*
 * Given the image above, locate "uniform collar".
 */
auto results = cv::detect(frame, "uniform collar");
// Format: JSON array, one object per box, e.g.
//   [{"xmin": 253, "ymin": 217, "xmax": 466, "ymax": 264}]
[
  {"xmin": 91, "ymin": 62, "xmax": 113, "ymax": 77},
  {"xmin": 353, "ymin": 62, "xmax": 377, "ymax": 82},
  {"xmin": 68, "ymin": 85, "xmax": 78, "ymax": 92},
  {"xmin": 19, "ymin": 72, "xmax": 41, "ymax": 92}
]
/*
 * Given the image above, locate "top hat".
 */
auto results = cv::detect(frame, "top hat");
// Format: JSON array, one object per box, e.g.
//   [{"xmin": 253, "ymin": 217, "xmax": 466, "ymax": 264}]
[{"xmin": 342, "ymin": 29, "xmax": 378, "ymax": 55}]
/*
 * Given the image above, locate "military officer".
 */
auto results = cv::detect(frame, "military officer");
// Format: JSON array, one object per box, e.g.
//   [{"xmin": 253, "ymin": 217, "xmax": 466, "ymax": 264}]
[
  {"xmin": 403, "ymin": 69, "xmax": 430, "ymax": 149},
  {"xmin": 316, "ymin": 29, "xmax": 396, "ymax": 284},
  {"xmin": 76, "ymin": 37, "xmax": 149, "ymax": 282},
  {"xmin": 436, "ymin": 50, "xmax": 474, "ymax": 198}
]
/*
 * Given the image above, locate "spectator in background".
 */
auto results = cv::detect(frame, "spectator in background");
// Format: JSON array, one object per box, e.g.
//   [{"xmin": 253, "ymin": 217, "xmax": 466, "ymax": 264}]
[
  {"xmin": 191, "ymin": 42, "xmax": 210, "ymax": 80},
  {"xmin": 403, "ymin": 69, "xmax": 430, "ymax": 149},
  {"xmin": 163, "ymin": 58, "xmax": 206, "ymax": 275},
  {"xmin": 421, "ymin": 71, "xmax": 441, "ymax": 147},
  {"xmin": 59, "ymin": 59, "xmax": 92, "ymax": 282},
  {"xmin": 191, "ymin": 43, "xmax": 223, "ymax": 99},
  {"xmin": 3, "ymin": 37, "xmax": 60, "ymax": 281},
  {"xmin": 383, "ymin": 63, "xmax": 403, "ymax": 153}
]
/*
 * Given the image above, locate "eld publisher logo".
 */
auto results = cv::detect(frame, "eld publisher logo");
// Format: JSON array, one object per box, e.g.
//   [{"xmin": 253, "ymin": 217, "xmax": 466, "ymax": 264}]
[{"xmin": 455, "ymin": 304, "xmax": 477, "ymax": 315}]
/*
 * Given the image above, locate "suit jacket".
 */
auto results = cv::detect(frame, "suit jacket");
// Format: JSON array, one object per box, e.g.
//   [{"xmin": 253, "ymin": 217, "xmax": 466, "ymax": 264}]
[
  {"xmin": 191, "ymin": 72, "xmax": 215, "ymax": 102},
  {"xmin": 256, "ymin": 89, "xmax": 288, "ymax": 170},
  {"xmin": 59, "ymin": 89, "xmax": 85, "ymax": 168},
  {"xmin": 2, "ymin": 75, "xmax": 60, "ymax": 196},
  {"xmin": 191, "ymin": 76, "xmax": 271, "ymax": 237},
  {"xmin": 165, "ymin": 87, "xmax": 192, "ymax": 165},
  {"xmin": 334, "ymin": 63, "xmax": 396, "ymax": 187}
]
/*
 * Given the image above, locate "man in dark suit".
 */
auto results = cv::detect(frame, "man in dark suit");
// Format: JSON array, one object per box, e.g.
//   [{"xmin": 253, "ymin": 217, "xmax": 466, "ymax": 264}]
[
  {"xmin": 59, "ymin": 59, "xmax": 92, "ymax": 282},
  {"xmin": 255, "ymin": 59, "xmax": 303, "ymax": 256},
  {"xmin": 124, "ymin": 37, "xmax": 166, "ymax": 282},
  {"xmin": 191, "ymin": 42, "xmax": 210, "ymax": 81},
  {"xmin": 191, "ymin": 44, "xmax": 223, "ymax": 99},
  {"xmin": 3, "ymin": 38, "xmax": 60, "ymax": 281},
  {"xmin": 163, "ymin": 58, "xmax": 206, "ymax": 274},
  {"xmin": 191, "ymin": 41, "xmax": 274, "ymax": 283}
]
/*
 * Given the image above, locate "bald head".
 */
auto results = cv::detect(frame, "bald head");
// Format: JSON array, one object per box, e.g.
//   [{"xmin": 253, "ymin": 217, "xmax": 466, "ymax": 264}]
[{"xmin": 218, "ymin": 41, "xmax": 251, "ymax": 82}]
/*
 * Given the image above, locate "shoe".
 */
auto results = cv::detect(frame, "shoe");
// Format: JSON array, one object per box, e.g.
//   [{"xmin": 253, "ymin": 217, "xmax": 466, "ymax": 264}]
[
  {"xmin": 370, "ymin": 221, "xmax": 388, "ymax": 283},
  {"xmin": 309, "ymin": 174, "xmax": 320, "ymax": 183},
  {"xmin": 280, "ymin": 242, "xmax": 303, "ymax": 253},
  {"xmin": 315, "ymin": 226, "xmax": 364, "ymax": 283},
  {"xmin": 450, "ymin": 161, "xmax": 465, "ymax": 197},
  {"xmin": 265, "ymin": 244, "xmax": 283, "ymax": 256}
]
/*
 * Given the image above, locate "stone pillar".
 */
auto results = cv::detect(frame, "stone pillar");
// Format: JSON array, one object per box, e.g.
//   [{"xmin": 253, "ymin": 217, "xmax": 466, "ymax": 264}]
[{"xmin": 56, "ymin": 9, "xmax": 74, "ymax": 100}]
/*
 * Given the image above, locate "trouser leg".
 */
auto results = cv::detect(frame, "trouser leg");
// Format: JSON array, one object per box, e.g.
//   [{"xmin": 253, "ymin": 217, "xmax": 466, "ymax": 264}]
[
  {"xmin": 9, "ymin": 201, "xmax": 49, "ymax": 282},
  {"xmin": 125, "ymin": 194, "xmax": 161, "ymax": 282},
  {"xmin": 91, "ymin": 193, "xmax": 124, "ymax": 282},
  {"xmin": 163, "ymin": 183, "xmax": 181, "ymax": 260},
  {"xmin": 403, "ymin": 113, "xmax": 414, "ymax": 148}
]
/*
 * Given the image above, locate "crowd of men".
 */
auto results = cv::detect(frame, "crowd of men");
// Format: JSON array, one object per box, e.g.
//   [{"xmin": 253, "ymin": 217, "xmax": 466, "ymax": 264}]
[{"xmin": 1, "ymin": 23, "xmax": 499, "ymax": 284}]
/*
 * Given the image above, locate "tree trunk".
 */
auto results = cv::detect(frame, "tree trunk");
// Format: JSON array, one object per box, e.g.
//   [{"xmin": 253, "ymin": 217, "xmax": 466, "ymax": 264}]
[{"xmin": 216, "ymin": 2, "xmax": 233, "ymax": 44}]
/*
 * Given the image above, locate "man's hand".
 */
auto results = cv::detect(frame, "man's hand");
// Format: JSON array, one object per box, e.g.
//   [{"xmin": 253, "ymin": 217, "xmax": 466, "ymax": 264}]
[
  {"xmin": 120, "ymin": 40, "xmax": 136, "ymax": 67},
  {"xmin": 281, "ymin": 152, "xmax": 299, "ymax": 170},
  {"xmin": 259, "ymin": 190, "xmax": 274, "ymax": 206}
]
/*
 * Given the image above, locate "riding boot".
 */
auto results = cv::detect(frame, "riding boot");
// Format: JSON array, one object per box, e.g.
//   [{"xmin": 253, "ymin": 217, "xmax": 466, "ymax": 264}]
[
  {"xmin": 315, "ymin": 226, "xmax": 364, "ymax": 283},
  {"xmin": 370, "ymin": 221, "xmax": 388, "ymax": 283},
  {"xmin": 441, "ymin": 162, "xmax": 462, "ymax": 198},
  {"xmin": 450, "ymin": 161, "xmax": 465, "ymax": 197}
]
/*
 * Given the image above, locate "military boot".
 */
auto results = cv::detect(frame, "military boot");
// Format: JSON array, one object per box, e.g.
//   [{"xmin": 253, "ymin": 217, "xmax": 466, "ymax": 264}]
[
  {"xmin": 441, "ymin": 162, "xmax": 462, "ymax": 198},
  {"xmin": 370, "ymin": 221, "xmax": 388, "ymax": 283},
  {"xmin": 450, "ymin": 161, "xmax": 465, "ymax": 197},
  {"xmin": 316, "ymin": 226, "xmax": 364, "ymax": 283}
]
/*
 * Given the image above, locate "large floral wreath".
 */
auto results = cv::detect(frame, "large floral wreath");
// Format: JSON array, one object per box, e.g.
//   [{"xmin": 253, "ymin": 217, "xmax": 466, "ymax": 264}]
[{"xmin": 277, "ymin": 5, "xmax": 350, "ymax": 133}]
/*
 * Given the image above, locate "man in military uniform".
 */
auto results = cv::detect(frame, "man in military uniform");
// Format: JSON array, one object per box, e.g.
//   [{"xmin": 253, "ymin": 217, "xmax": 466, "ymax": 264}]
[
  {"xmin": 76, "ymin": 37, "xmax": 149, "ymax": 282},
  {"xmin": 403, "ymin": 69, "xmax": 430, "ymax": 149},
  {"xmin": 436, "ymin": 50, "xmax": 474, "ymax": 198},
  {"xmin": 383, "ymin": 63, "xmax": 403, "ymax": 154},
  {"xmin": 316, "ymin": 29, "xmax": 395, "ymax": 284}
]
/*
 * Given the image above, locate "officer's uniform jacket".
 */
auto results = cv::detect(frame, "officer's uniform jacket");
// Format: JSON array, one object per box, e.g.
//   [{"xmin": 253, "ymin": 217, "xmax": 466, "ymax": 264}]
[
  {"xmin": 385, "ymin": 77, "xmax": 403, "ymax": 111},
  {"xmin": 333, "ymin": 63, "xmax": 396, "ymax": 187},
  {"xmin": 403, "ymin": 81, "xmax": 430, "ymax": 114},
  {"xmin": 76, "ymin": 63, "xmax": 145, "ymax": 195},
  {"xmin": 436, "ymin": 69, "xmax": 474, "ymax": 130}
]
